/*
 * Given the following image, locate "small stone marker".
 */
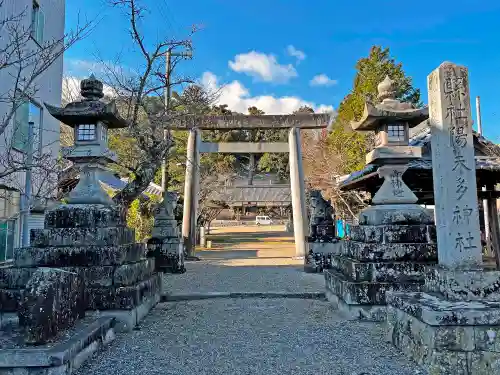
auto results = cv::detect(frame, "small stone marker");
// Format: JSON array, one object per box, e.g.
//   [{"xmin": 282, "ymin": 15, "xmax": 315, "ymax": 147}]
[
  {"xmin": 427, "ymin": 62, "xmax": 482, "ymax": 269},
  {"xmin": 18, "ymin": 268, "xmax": 85, "ymax": 345}
]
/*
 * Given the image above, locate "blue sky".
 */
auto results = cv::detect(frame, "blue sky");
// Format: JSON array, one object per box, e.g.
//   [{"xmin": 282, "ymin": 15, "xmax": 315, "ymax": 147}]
[{"xmin": 65, "ymin": 0, "xmax": 500, "ymax": 140}]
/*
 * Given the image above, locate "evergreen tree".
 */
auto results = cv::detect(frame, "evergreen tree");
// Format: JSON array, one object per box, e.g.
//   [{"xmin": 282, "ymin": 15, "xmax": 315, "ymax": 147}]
[{"xmin": 328, "ymin": 46, "xmax": 421, "ymax": 173}]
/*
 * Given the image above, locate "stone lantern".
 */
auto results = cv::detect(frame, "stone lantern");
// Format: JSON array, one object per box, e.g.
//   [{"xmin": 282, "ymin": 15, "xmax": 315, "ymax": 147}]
[
  {"xmin": 45, "ymin": 75, "xmax": 127, "ymax": 205},
  {"xmin": 323, "ymin": 76, "xmax": 437, "ymax": 321},
  {"xmin": 351, "ymin": 76, "xmax": 432, "ymax": 221}
]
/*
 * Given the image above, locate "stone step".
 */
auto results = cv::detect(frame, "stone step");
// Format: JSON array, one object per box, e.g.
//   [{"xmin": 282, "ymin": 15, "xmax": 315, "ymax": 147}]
[
  {"xmin": 324, "ymin": 269, "xmax": 424, "ymax": 305},
  {"xmin": 341, "ymin": 240, "xmax": 437, "ymax": 262},
  {"xmin": 61, "ymin": 259, "xmax": 156, "ymax": 288},
  {"xmin": 0, "ymin": 268, "xmax": 37, "ymax": 289},
  {"xmin": 44, "ymin": 204, "xmax": 127, "ymax": 229},
  {"xmin": 14, "ymin": 243, "xmax": 146, "ymax": 267},
  {"xmin": 113, "ymin": 259, "xmax": 156, "ymax": 287},
  {"xmin": 349, "ymin": 224, "xmax": 436, "ymax": 244},
  {"xmin": 0, "ymin": 289, "xmax": 23, "ymax": 312},
  {"xmin": 86, "ymin": 273, "xmax": 161, "ymax": 310},
  {"xmin": 330, "ymin": 256, "xmax": 429, "ymax": 283},
  {"xmin": 30, "ymin": 226, "xmax": 135, "ymax": 247}
]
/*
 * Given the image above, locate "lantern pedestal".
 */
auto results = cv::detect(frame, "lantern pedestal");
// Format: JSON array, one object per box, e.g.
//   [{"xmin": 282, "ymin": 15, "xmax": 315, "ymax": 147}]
[{"xmin": 147, "ymin": 192, "xmax": 185, "ymax": 274}]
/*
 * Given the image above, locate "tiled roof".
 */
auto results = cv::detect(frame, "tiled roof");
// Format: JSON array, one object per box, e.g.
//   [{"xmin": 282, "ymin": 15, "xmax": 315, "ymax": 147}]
[
  {"xmin": 340, "ymin": 126, "xmax": 500, "ymax": 188},
  {"xmin": 210, "ymin": 185, "xmax": 291, "ymax": 206}
]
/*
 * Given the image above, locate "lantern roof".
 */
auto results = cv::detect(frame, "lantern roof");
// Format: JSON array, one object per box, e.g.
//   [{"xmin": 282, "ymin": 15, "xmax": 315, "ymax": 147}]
[
  {"xmin": 45, "ymin": 75, "xmax": 128, "ymax": 129},
  {"xmin": 350, "ymin": 76, "xmax": 429, "ymax": 132}
]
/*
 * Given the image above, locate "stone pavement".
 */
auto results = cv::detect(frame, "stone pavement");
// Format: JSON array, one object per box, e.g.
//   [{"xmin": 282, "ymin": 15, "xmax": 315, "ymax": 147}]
[{"xmin": 75, "ymin": 227, "xmax": 426, "ymax": 375}]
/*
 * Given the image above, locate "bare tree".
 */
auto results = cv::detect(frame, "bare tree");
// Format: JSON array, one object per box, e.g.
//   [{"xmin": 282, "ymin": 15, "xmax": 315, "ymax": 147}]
[
  {"xmin": 93, "ymin": 0, "xmax": 204, "ymax": 208},
  {"xmin": 196, "ymin": 170, "xmax": 233, "ymax": 233},
  {"xmin": 0, "ymin": 1, "xmax": 92, "ymax": 206},
  {"xmin": 301, "ymin": 130, "xmax": 369, "ymax": 220}
]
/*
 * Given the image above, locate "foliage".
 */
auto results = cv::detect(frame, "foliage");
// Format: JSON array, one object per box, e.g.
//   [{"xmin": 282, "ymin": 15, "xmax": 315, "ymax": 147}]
[
  {"xmin": 258, "ymin": 106, "xmax": 314, "ymax": 180},
  {"xmin": 102, "ymin": 184, "xmax": 159, "ymax": 242},
  {"xmin": 126, "ymin": 195, "xmax": 161, "ymax": 242},
  {"xmin": 328, "ymin": 45, "xmax": 421, "ymax": 174},
  {"xmin": 302, "ymin": 46, "xmax": 420, "ymax": 219}
]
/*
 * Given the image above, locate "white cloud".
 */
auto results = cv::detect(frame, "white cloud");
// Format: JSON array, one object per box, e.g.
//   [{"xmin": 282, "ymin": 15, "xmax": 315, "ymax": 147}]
[
  {"xmin": 201, "ymin": 71, "xmax": 334, "ymax": 115},
  {"xmin": 64, "ymin": 59, "xmax": 109, "ymax": 76},
  {"xmin": 310, "ymin": 74, "xmax": 338, "ymax": 87},
  {"xmin": 286, "ymin": 45, "xmax": 306, "ymax": 63},
  {"xmin": 228, "ymin": 51, "xmax": 297, "ymax": 83}
]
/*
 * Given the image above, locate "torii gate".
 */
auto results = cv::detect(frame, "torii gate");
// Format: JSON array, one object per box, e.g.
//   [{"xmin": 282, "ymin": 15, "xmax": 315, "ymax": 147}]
[{"xmin": 169, "ymin": 113, "xmax": 332, "ymax": 257}]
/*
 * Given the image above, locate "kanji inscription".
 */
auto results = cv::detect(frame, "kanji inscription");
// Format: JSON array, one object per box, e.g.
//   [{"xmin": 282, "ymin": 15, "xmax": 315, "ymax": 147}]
[{"xmin": 427, "ymin": 62, "xmax": 482, "ymax": 269}]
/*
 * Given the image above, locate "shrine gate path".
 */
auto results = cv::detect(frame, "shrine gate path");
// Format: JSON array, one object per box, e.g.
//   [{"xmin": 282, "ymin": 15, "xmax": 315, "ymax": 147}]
[{"xmin": 75, "ymin": 226, "xmax": 426, "ymax": 375}]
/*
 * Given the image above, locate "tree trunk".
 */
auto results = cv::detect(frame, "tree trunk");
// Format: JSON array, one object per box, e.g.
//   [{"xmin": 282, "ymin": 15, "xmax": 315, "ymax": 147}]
[
  {"xmin": 248, "ymin": 154, "xmax": 255, "ymax": 185},
  {"xmin": 112, "ymin": 157, "xmax": 163, "ymax": 208}
]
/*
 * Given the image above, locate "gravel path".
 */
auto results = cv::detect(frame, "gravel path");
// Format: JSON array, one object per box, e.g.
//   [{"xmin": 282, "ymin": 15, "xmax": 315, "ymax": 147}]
[
  {"xmin": 76, "ymin": 298, "xmax": 425, "ymax": 375},
  {"xmin": 75, "ymin": 229, "xmax": 425, "ymax": 375},
  {"xmin": 163, "ymin": 257, "xmax": 326, "ymax": 295}
]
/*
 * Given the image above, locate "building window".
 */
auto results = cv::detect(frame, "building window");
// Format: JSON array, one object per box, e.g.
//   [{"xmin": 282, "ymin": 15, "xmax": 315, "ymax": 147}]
[
  {"xmin": 31, "ymin": 1, "xmax": 44, "ymax": 45},
  {"xmin": 0, "ymin": 188, "xmax": 20, "ymax": 262},
  {"xmin": 77, "ymin": 124, "xmax": 96, "ymax": 141},
  {"xmin": 13, "ymin": 100, "xmax": 42, "ymax": 153},
  {"xmin": 387, "ymin": 123, "xmax": 406, "ymax": 142},
  {"xmin": 0, "ymin": 220, "xmax": 16, "ymax": 262}
]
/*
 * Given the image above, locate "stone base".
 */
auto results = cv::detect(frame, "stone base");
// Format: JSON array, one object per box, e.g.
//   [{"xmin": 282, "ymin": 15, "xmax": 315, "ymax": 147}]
[
  {"xmin": 44, "ymin": 204, "xmax": 127, "ymax": 229},
  {"xmin": 325, "ymin": 289, "xmax": 387, "ymax": 321},
  {"xmin": 357, "ymin": 204, "xmax": 434, "ymax": 226},
  {"xmin": 0, "ymin": 312, "xmax": 16, "ymax": 329},
  {"xmin": 86, "ymin": 273, "xmax": 161, "ymax": 311},
  {"xmin": 18, "ymin": 268, "xmax": 85, "ymax": 344},
  {"xmin": 324, "ymin": 268, "xmax": 424, "ymax": 321},
  {"xmin": 86, "ymin": 290, "xmax": 161, "ymax": 332},
  {"xmin": 0, "ymin": 317, "xmax": 115, "ymax": 375},
  {"xmin": 152, "ymin": 253, "xmax": 186, "ymax": 274},
  {"xmin": 350, "ymin": 224, "xmax": 436, "ymax": 244},
  {"xmin": 342, "ymin": 240, "xmax": 437, "ymax": 262},
  {"xmin": 304, "ymin": 242, "xmax": 341, "ymax": 273},
  {"xmin": 147, "ymin": 239, "xmax": 185, "ymax": 274},
  {"xmin": 0, "ymin": 289, "xmax": 22, "ymax": 313},
  {"xmin": 426, "ymin": 267, "xmax": 500, "ymax": 302},
  {"xmin": 331, "ymin": 256, "xmax": 429, "ymax": 283},
  {"xmin": 387, "ymin": 291, "xmax": 500, "ymax": 374}
]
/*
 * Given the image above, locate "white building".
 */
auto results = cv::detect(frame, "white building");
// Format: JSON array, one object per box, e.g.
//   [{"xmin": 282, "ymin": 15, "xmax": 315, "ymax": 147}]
[{"xmin": 0, "ymin": 0, "xmax": 65, "ymax": 260}]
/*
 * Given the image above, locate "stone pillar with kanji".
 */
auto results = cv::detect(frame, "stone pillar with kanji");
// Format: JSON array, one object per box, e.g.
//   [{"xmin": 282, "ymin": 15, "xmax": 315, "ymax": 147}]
[{"xmin": 386, "ymin": 62, "xmax": 500, "ymax": 374}]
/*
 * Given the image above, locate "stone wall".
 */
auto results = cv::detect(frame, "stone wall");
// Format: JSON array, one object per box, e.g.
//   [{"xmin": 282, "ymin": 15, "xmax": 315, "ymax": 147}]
[
  {"xmin": 325, "ymin": 223, "xmax": 437, "ymax": 320},
  {"xmin": 387, "ymin": 292, "xmax": 500, "ymax": 373}
]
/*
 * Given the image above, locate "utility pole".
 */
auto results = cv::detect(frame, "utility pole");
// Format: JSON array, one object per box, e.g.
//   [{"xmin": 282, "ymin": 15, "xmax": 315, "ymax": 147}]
[
  {"xmin": 21, "ymin": 120, "xmax": 34, "ymax": 247},
  {"xmin": 476, "ymin": 96, "xmax": 492, "ymax": 256},
  {"xmin": 161, "ymin": 47, "xmax": 193, "ymax": 196}
]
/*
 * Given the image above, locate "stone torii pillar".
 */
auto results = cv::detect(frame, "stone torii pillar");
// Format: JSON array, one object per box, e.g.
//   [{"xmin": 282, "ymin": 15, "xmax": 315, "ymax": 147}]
[
  {"xmin": 171, "ymin": 113, "xmax": 334, "ymax": 258},
  {"xmin": 181, "ymin": 128, "xmax": 200, "ymax": 257},
  {"xmin": 289, "ymin": 127, "xmax": 308, "ymax": 257}
]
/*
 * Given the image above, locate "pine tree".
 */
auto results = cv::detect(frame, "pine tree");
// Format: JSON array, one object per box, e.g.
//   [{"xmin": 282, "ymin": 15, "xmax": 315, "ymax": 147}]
[{"xmin": 328, "ymin": 46, "xmax": 421, "ymax": 173}]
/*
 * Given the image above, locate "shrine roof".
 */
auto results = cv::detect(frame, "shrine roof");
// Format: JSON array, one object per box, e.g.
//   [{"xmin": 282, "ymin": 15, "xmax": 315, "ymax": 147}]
[
  {"xmin": 350, "ymin": 76, "xmax": 429, "ymax": 131},
  {"xmin": 45, "ymin": 75, "xmax": 128, "ymax": 129},
  {"xmin": 45, "ymin": 101, "xmax": 128, "ymax": 129},
  {"xmin": 208, "ymin": 184, "xmax": 291, "ymax": 206},
  {"xmin": 340, "ymin": 126, "xmax": 500, "ymax": 190},
  {"xmin": 350, "ymin": 101, "xmax": 429, "ymax": 131}
]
